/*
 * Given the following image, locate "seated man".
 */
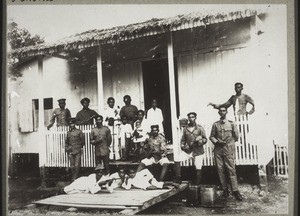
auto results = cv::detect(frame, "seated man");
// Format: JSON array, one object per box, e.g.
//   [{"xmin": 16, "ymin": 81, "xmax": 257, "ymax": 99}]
[
  {"xmin": 63, "ymin": 164, "xmax": 115, "ymax": 194},
  {"xmin": 109, "ymin": 167, "xmax": 127, "ymax": 189},
  {"xmin": 122, "ymin": 168, "xmax": 178, "ymax": 190},
  {"xmin": 136, "ymin": 125, "xmax": 170, "ymax": 181}
]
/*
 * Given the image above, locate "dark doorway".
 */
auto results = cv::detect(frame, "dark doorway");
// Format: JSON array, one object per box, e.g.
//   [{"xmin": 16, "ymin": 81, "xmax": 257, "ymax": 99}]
[{"xmin": 142, "ymin": 59, "xmax": 173, "ymax": 142}]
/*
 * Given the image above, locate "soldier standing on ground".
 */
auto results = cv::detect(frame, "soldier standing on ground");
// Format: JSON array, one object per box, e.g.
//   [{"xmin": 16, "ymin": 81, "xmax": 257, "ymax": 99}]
[
  {"xmin": 209, "ymin": 106, "xmax": 243, "ymax": 201},
  {"xmin": 179, "ymin": 112, "xmax": 207, "ymax": 185},
  {"xmin": 65, "ymin": 118, "xmax": 85, "ymax": 181}
]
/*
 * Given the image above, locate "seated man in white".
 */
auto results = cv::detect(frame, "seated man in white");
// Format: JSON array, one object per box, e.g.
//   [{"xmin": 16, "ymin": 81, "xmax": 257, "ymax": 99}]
[
  {"xmin": 63, "ymin": 164, "xmax": 115, "ymax": 194},
  {"xmin": 122, "ymin": 168, "xmax": 178, "ymax": 190}
]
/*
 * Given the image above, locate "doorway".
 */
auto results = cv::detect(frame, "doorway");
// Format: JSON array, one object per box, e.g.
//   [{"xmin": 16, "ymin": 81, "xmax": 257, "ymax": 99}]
[{"xmin": 142, "ymin": 59, "xmax": 173, "ymax": 142}]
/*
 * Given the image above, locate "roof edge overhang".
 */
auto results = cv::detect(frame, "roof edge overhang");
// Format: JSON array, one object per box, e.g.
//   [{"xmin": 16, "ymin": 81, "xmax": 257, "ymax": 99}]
[{"xmin": 9, "ymin": 9, "xmax": 265, "ymax": 60}]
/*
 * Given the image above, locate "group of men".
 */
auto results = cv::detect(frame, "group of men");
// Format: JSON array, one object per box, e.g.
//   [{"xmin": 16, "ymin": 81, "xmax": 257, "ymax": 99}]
[
  {"xmin": 48, "ymin": 94, "xmax": 166, "ymax": 181},
  {"xmin": 50, "ymin": 82, "xmax": 255, "ymax": 202}
]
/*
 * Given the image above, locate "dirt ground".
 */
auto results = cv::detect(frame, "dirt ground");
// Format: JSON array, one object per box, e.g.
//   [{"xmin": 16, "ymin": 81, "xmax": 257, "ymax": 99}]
[{"xmin": 6, "ymin": 175, "xmax": 288, "ymax": 215}]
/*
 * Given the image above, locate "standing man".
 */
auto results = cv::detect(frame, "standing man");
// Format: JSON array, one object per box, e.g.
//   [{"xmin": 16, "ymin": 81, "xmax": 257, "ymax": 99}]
[
  {"xmin": 65, "ymin": 118, "xmax": 85, "ymax": 181},
  {"xmin": 76, "ymin": 97, "xmax": 99, "ymax": 125},
  {"xmin": 208, "ymin": 82, "xmax": 255, "ymax": 118},
  {"xmin": 209, "ymin": 106, "xmax": 243, "ymax": 201},
  {"xmin": 47, "ymin": 98, "xmax": 71, "ymax": 130},
  {"xmin": 119, "ymin": 95, "xmax": 138, "ymax": 127},
  {"xmin": 146, "ymin": 99, "xmax": 164, "ymax": 134},
  {"xmin": 179, "ymin": 112, "xmax": 207, "ymax": 185},
  {"xmin": 90, "ymin": 115, "xmax": 112, "ymax": 175},
  {"xmin": 137, "ymin": 125, "xmax": 170, "ymax": 181},
  {"xmin": 103, "ymin": 97, "xmax": 120, "ymax": 126}
]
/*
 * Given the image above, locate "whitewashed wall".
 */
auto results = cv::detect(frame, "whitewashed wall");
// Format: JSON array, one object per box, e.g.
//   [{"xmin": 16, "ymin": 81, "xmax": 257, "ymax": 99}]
[
  {"xmin": 8, "ymin": 57, "xmax": 145, "ymax": 154},
  {"xmin": 176, "ymin": 7, "xmax": 288, "ymax": 165}
]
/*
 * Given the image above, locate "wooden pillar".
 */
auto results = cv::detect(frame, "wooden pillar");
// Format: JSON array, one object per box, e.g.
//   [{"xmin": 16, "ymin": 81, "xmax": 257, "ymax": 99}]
[
  {"xmin": 96, "ymin": 45, "xmax": 104, "ymax": 114},
  {"xmin": 167, "ymin": 32, "xmax": 180, "ymax": 160},
  {"xmin": 38, "ymin": 56, "xmax": 46, "ymax": 168}
]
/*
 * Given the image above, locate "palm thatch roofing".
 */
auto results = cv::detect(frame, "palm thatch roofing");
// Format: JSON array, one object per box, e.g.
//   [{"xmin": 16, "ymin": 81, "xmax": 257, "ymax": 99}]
[{"xmin": 10, "ymin": 9, "xmax": 264, "ymax": 59}]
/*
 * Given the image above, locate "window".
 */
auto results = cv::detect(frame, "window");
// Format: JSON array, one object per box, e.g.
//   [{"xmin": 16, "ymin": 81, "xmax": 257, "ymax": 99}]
[
  {"xmin": 44, "ymin": 98, "xmax": 53, "ymax": 127},
  {"xmin": 19, "ymin": 98, "xmax": 53, "ymax": 132}
]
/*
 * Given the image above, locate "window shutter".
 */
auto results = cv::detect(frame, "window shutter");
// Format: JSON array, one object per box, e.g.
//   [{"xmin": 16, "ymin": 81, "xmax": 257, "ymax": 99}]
[{"xmin": 18, "ymin": 99, "xmax": 34, "ymax": 132}]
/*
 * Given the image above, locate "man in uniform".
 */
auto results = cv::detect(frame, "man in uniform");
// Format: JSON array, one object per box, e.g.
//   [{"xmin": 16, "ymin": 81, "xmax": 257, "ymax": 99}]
[
  {"xmin": 209, "ymin": 106, "xmax": 243, "ymax": 201},
  {"xmin": 47, "ymin": 98, "xmax": 71, "ymax": 129},
  {"xmin": 208, "ymin": 82, "xmax": 255, "ymax": 118},
  {"xmin": 65, "ymin": 118, "xmax": 85, "ymax": 181},
  {"xmin": 76, "ymin": 97, "xmax": 99, "ymax": 125},
  {"xmin": 136, "ymin": 125, "xmax": 170, "ymax": 181},
  {"xmin": 119, "ymin": 95, "xmax": 138, "ymax": 127},
  {"xmin": 90, "ymin": 115, "xmax": 112, "ymax": 175},
  {"xmin": 179, "ymin": 112, "xmax": 207, "ymax": 185}
]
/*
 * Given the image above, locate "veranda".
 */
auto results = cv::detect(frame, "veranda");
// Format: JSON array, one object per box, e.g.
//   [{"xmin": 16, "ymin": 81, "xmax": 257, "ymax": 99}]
[{"xmin": 43, "ymin": 114, "xmax": 258, "ymax": 168}]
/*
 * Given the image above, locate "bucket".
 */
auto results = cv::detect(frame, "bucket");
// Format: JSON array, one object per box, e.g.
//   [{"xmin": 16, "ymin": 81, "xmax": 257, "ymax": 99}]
[
  {"xmin": 200, "ymin": 185, "xmax": 217, "ymax": 206},
  {"xmin": 186, "ymin": 184, "xmax": 201, "ymax": 207}
]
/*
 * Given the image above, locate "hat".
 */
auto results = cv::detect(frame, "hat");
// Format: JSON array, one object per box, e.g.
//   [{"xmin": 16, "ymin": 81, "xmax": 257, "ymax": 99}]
[
  {"xmin": 80, "ymin": 97, "xmax": 90, "ymax": 105},
  {"xmin": 57, "ymin": 98, "xmax": 66, "ymax": 103},
  {"xmin": 150, "ymin": 124, "xmax": 159, "ymax": 130},
  {"xmin": 69, "ymin": 118, "xmax": 76, "ymax": 124},
  {"xmin": 95, "ymin": 163, "xmax": 105, "ymax": 171},
  {"xmin": 187, "ymin": 112, "xmax": 197, "ymax": 117}
]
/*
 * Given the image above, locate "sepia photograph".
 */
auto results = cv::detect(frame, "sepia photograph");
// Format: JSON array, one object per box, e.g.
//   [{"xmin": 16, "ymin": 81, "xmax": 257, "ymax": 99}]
[{"xmin": 4, "ymin": 1, "xmax": 295, "ymax": 215}]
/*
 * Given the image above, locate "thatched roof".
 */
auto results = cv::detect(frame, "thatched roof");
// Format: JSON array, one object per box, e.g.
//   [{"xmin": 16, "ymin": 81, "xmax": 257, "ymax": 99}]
[{"xmin": 10, "ymin": 9, "xmax": 264, "ymax": 59}]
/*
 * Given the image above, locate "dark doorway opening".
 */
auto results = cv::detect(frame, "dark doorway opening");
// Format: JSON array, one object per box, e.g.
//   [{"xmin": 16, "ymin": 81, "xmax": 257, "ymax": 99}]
[{"xmin": 142, "ymin": 59, "xmax": 173, "ymax": 142}]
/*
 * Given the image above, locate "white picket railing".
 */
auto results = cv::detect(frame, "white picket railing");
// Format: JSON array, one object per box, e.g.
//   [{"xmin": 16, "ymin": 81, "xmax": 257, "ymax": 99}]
[
  {"xmin": 45, "ymin": 125, "xmax": 113, "ymax": 167},
  {"xmin": 44, "ymin": 115, "xmax": 258, "ymax": 167},
  {"xmin": 176, "ymin": 114, "xmax": 258, "ymax": 167},
  {"xmin": 273, "ymin": 141, "xmax": 288, "ymax": 177}
]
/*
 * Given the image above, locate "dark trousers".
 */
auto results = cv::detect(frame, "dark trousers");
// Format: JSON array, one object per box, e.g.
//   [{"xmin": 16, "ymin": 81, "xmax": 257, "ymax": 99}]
[
  {"xmin": 121, "ymin": 138, "xmax": 131, "ymax": 160},
  {"xmin": 95, "ymin": 155, "xmax": 110, "ymax": 175},
  {"xmin": 69, "ymin": 153, "xmax": 81, "ymax": 181},
  {"xmin": 132, "ymin": 142, "xmax": 147, "ymax": 161}
]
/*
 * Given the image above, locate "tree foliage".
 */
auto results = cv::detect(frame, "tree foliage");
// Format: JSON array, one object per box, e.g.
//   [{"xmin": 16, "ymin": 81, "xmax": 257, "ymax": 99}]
[
  {"xmin": 8, "ymin": 21, "xmax": 44, "ymax": 50},
  {"xmin": 7, "ymin": 21, "xmax": 45, "ymax": 79}
]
